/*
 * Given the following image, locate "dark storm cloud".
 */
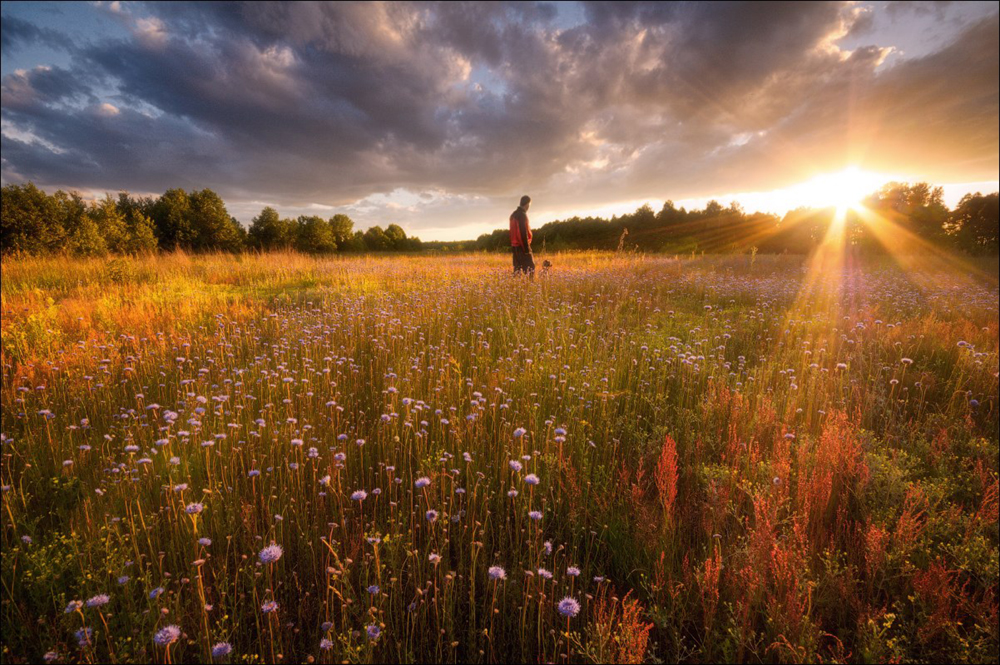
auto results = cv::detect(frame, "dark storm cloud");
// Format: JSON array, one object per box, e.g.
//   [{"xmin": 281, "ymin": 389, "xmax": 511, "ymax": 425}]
[
  {"xmin": 1, "ymin": 14, "xmax": 69, "ymax": 56},
  {"xmin": 1, "ymin": 0, "xmax": 997, "ymax": 226}
]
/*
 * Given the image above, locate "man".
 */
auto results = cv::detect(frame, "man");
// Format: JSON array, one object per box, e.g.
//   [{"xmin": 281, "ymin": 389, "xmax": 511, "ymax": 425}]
[{"xmin": 510, "ymin": 195, "xmax": 535, "ymax": 276}]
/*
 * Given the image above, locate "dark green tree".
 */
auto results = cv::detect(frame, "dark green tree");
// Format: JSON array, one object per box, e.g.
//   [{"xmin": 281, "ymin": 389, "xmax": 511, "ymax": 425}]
[
  {"xmin": 363, "ymin": 225, "xmax": 391, "ymax": 251},
  {"xmin": 295, "ymin": 215, "xmax": 337, "ymax": 253},
  {"xmin": 188, "ymin": 189, "xmax": 244, "ymax": 251},
  {"xmin": 249, "ymin": 207, "xmax": 296, "ymax": 250},
  {"xmin": 384, "ymin": 223, "xmax": 408, "ymax": 250},
  {"xmin": 946, "ymin": 192, "xmax": 999, "ymax": 253},
  {"xmin": 150, "ymin": 188, "xmax": 195, "ymax": 249},
  {"xmin": 1, "ymin": 183, "xmax": 64, "ymax": 254},
  {"xmin": 329, "ymin": 214, "xmax": 355, "ymax": 247}
]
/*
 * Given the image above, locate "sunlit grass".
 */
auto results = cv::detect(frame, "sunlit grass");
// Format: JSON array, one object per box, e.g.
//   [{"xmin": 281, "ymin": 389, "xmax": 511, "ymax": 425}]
[{"xmin": 1, "ymin": 251, "xmax": 997, "ymax": 664}]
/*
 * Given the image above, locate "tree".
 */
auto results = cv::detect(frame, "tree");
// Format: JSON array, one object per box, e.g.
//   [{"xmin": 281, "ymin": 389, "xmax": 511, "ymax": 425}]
[
  {"xmin": 866, "ymin": 182, "xmax": 949, "ymax": 243},
  {"xmin": 249, "ymin": 207, "xmax": 296, "ymax": 250},
  {"xmin": 150, "ymin": 188, "xmax": 196, "ymax": 249},
  {"xmin": 384, "ymin": 223, "xmax": 408, "ymax": 250},
  {"xmin": 946, "ymin": 192, "xmax": 999, "ymax": 253},
  {"xmin": 189, "ymin": 189, "xmax": 244, "ymax": 251},
  {"xmin": 295, "ymin": 215, "xmax": 337, "ymax": 253},
  {"xmin": 1, "ymin": 182, "xmax": 64, "ymax": 255},
  {"xmin": 632, "ymin": 203, "xmax": 657, "ymax": 230},
  {"xmin": 329, "ymin": 214, "xmax": 354, "ymax": 247},
  {"xmin": 87, "ymin": 195, "xmax": 130, "ymax": 254},
  {"xmin": 52, "ymin": 190, "xmax": 108, "ymax": 256},
  {"xmin": 340, "ymin": 230, "xmax": 367, "ymax": 252},
  {"xmin": 363, "ymin": 225, "xmax": 391, "ymax": 251},
  {"xmin": 703, "ymin": 200, "xmax": 724, "ymax": 218},
  {"xmin": 111, "ymin": 193, "xmax": 159, "ymax": 253}
]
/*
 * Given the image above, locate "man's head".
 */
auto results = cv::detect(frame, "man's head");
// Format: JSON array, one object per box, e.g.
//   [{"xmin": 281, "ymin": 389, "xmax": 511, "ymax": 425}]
[{"xmin": 519, "ymin": 195, "xmax": 531, "ymax": 211}]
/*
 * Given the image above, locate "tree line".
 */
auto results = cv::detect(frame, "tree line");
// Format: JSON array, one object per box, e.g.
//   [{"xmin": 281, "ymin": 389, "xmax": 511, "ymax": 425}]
[
  {"xmin": 2, "ymin": 181, "xmax": 997, "ymax": 257},
  {"xmin": 468, "ymin": 183, "xmax": 998, "ymax": 256},
  {"xmin": 0, "ymin": 183, "xmax": 421, "ymax": 256}
]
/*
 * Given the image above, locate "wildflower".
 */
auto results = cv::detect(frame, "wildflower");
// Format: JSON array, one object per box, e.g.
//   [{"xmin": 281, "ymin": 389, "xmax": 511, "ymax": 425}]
[
  {"xmin": 86, "ymin": 594, "xmax": 110, "ymax": 608},
  {"xmin": 320, "ymin": 638, "xmax": 334, "ymax": 650},
  {"xmin": 544, "ymin": 541, "xmax": 553, "ymax": 555},
  {"xmin": 21, "ymin": 535, "xmax": 32, "ymax": 544},
  {"xmin": 259, "ymin": 544, "xmax": 283, "ymax": 564},
  {"xmin": 567, "ymin": 566, "xmax": 581, "ymax": 577},
  {"xmin": 367, "ymin": 585, "xmax": 380, "ymax": 595},
  {"xmin": 65, "ymin": 600, "xmax": 83, "ymax": 614},
  {"xmin": 426, "ymin": 509, "xmax": 439, "ymax": 522},
  {"xmin": 428, "ymin": 553, "xmax": 441, "ymax": 564},
  {"xmin": 43, "ymin": 651, "xmax": 59, "ymax": 663},
  {"xmin": 509, "ymin": 460, "xmax": 523, "ymax": 472},
  {"xmin": 118, "ymin": 575, "xmax": 130, "ymax": 585},
  {"xmin": 149, "ymin": 586, "xmax": 165, "ymax": 599},
  {"xmin": 415, "ymin": 476, "xmax": 431, "ymax": 489},
  {"xmin": 153, "ymin": 624, "xmax": 181, "ymax": 646},
  {"xmin": 524, "ymin": 473, "xmax": 540, "ymax": 485},
  {"xmin": 185, "ymin": 502, "xmax": 204, "ymax": 515},
  {"xmin": 211, "ymin": 641, "xmax": 232, "ymax": 658},
  {"xmin": 507, "ymin": 489, "xmax": 519, "ymax": 498},
  {"xmin": 319, "ymin": 474, "xmax": 331, "ymax": 486},
  {"xmin": 261, "ymin": 600, "xmax": 278, "ymax": 613},
  {"xmin": 557, "ymin": 596, "xmax": 581, "ymax": 618},
  {"xmin": 351, "ymin": 490, "xmax": 368, "ymax": 501},
  {"xmin": 248, "ymin": 470, "xmax": 260, "ymax": 477},
  {"xmin": 529, "ymin": 510, "xmax": 542, "ymax": 521},
  {"xmin": 488, "ymin": 566, "xmax": 506, "ymax": 580},
  {"xmin": 538, "ymin": 568, "xmax": 553, "ymax": 579},
  {"xmin": 513, "ymin": 427, "xmax": 526, "ymax": 438},
  {"xmin": 198, "ymin": 537, "xmax": 212, "ymax": 547},
  {"xmin": 75, "ymin": 627, "xmax": 93, "ymax": 647},
  {"xmin": 366, "ymin": 624, "xmax": 381, "ymax": 641}
]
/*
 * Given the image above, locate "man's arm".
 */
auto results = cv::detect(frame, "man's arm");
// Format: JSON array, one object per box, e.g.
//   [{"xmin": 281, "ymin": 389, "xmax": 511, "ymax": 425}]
[{"xmin": 515, "ymin": 210, "xmax": 531, "ymax": 254}]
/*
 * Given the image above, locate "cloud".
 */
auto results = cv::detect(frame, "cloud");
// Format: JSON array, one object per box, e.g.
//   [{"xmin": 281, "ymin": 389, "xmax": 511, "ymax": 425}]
[
  {"xmin": 1, "ymin": 14, "xmax": 70, "ymax": 57},
  {"xmin": 1, "ymin": 1, "xmax": 996, "ymax": 236}
]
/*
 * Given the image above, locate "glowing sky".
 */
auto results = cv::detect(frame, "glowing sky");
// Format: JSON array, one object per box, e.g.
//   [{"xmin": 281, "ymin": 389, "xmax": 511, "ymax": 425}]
[{"xmin": 2, "ymin": 1, "xmax": 997, "ymax": 240}]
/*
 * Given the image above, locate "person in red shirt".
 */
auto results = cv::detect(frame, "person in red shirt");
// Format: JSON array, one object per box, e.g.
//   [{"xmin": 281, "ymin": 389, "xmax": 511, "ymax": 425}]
[{"xmin": 510, "ymin": 195, "xmax": 535, "ymax": 276}]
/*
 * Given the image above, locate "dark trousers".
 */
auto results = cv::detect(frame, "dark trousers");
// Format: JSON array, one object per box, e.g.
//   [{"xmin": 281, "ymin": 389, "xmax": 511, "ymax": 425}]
[{"xmin": 512, "ymin": 246, "xmax": 535, "ymax": 276}]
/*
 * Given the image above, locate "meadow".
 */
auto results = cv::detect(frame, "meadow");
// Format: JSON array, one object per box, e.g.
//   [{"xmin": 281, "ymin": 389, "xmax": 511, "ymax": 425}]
[{"xmin": 1, "ymin": 251, "xmax": 997, "ymax": 664}]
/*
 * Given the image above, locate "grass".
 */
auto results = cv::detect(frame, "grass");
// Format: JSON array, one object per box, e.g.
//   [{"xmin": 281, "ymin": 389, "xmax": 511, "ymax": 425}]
[{"xmin": 1, "ymin": 250, "xmax": 997, "ymax": 664}]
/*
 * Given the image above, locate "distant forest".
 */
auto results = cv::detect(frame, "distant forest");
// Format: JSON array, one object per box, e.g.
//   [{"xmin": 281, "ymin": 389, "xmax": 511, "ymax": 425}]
[{"xmin": 2, "ymin": 181, "xmax": 997, "ymax": 257}]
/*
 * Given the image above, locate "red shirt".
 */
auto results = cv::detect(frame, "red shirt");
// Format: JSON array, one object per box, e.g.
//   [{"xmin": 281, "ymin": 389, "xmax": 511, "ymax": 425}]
[{"xmin": 509, "ymin": 206, "xmax": 532, "ymax": 248}]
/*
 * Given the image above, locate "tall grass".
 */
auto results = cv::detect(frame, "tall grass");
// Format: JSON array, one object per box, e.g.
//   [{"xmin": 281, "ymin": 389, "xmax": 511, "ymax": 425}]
[{"xmin": 1, "ymin": 251, "xmax": 997, "ymax": 664}]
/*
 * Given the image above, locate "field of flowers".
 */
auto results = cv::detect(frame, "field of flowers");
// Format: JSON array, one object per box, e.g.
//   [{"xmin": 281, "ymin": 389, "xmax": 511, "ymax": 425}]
[{"xmin": 1, "ymin": 251, "xmax": 997, "ymax": 664}]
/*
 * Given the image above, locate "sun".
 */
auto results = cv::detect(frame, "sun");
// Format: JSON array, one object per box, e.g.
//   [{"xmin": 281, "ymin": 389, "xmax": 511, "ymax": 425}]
[{"xmin": 794, "ymin": 167, "xmax": 887, "ymax": 213}]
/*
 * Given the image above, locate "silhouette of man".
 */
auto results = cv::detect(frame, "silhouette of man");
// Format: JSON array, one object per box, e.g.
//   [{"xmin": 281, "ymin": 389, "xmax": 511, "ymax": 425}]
[{"xmin": 510, "ymin": 195, "xmax": 535, "ymax": 277}]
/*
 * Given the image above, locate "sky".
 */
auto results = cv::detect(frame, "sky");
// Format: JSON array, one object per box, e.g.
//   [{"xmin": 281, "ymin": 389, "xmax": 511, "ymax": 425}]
[{"xmin": 1, "ymin": 1, "xmax": 997, "ymax": 241}]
